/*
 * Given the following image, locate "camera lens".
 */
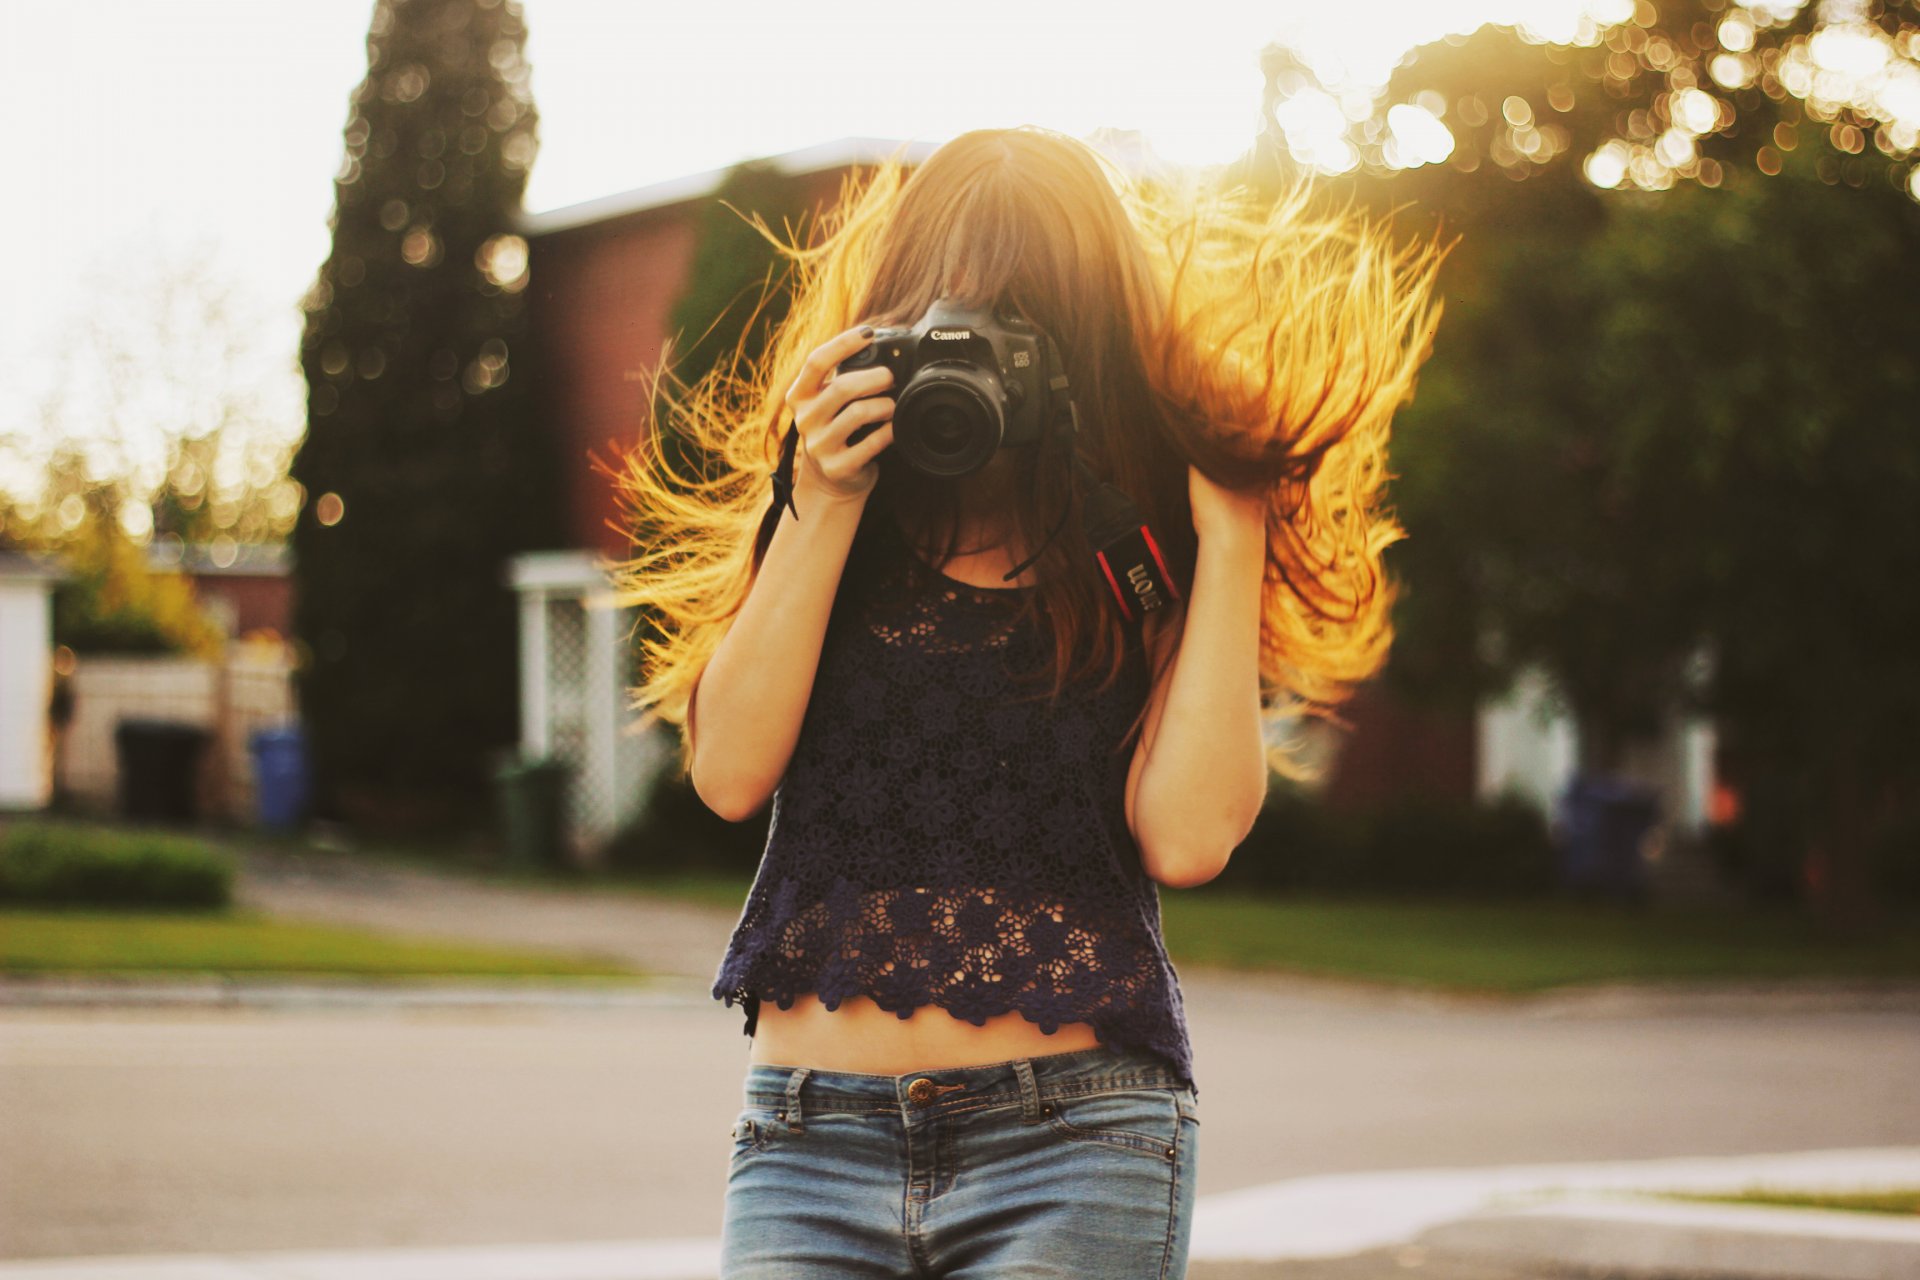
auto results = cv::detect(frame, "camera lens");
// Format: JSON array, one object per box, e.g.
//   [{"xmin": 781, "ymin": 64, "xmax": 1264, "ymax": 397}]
[
  {"xmin": 894, "ymin": 367, "xmax": 1001, "ymax": 477},
  {"xmin": 922, "ymin": 404, "xmax": 971, "ymax": 453}
]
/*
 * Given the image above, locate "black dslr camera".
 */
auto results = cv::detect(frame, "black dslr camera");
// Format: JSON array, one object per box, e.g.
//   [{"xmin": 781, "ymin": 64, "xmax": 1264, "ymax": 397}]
[
  {"xmin": 835, "ymin": 297, "xmax": 1078, "ymax": 477},
  {"xmin": 804, "ymin": 296, "xmax": 1183, "ymax": 623}
]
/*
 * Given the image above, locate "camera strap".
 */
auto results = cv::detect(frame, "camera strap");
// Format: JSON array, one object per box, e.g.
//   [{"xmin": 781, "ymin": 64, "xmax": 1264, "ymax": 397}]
[
  {"xmin": 996, "ymin": 344, "xmax": 1183, "ymax": 624},
  {"xmin": 1073, "ymin": 454, "xmax": 1182, "ymax": 623},
  {"xmin": 995, "ymin": 447, "xmax": 1181, "ymax": 625}
]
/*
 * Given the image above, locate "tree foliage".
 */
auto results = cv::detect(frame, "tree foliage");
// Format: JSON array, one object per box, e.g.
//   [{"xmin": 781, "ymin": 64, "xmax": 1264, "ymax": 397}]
[
  {"xmin": 1265, "ymin": 0, "xmax": 1920, "ymax": 200},
  {"xmin": 662, "ymin": 160, "xmax": 817, "ymax": 406},
  {"xmin": 17, "ymin": 469, "xmax": 228, "ymax": 659},
  {"xmin": 1308, "ymin": 8, "xmax": 1920, "ymax": 914},
  {"xmin": 643, "ymin": 160, "xmax": 819, "ymax": 498},
  {"xmin": 292, "ymin": 0, "xmax": 564, "ymax": 832},
  {"xmin": 0, "ymin": 238, "xmax": 305, "ymax": 555}
]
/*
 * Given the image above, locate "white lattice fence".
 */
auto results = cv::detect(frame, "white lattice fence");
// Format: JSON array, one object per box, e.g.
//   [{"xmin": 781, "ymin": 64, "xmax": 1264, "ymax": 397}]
[{"xmin": 510, "ymin": 551, "xmax": 673, "ymax": 858}]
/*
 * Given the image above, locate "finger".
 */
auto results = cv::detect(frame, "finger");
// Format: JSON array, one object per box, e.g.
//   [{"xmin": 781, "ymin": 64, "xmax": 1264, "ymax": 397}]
[
  {"xmin": 815, "ymin": 363, "xmax": 895, "ymax": 422},
  {"xmin": 819, "ymin": 394, "xmax": 895, "ymax": 450},
  {"xmin": 845, "ymin": 417, "xmax": 894, "ymax": 468},
  {"xmin": 793, "ymin": 324, "xmax": 878, "ymax": 402}
]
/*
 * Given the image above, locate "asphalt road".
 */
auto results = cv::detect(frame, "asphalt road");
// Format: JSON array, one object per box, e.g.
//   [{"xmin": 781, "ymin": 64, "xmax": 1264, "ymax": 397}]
[
  {"xmin": 2, "ymin": 848, "xmax": 1916, "ymax": 1264},
  {"xmin": 3, "ymin": 976, "xmax": 1916, "ymax": 1261}
]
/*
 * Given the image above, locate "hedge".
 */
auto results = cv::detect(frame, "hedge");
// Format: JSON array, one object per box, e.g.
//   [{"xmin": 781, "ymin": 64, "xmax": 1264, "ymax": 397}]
[{"xmin": 0, "ymin": 822, "xmax": 234, "ymax": 909}]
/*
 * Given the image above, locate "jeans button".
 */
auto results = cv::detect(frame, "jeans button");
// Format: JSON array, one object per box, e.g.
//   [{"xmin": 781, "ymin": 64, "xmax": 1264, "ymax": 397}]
[{"xmin": 907, "ymin": 1077, "xmax": 937, "ymax": 1104}]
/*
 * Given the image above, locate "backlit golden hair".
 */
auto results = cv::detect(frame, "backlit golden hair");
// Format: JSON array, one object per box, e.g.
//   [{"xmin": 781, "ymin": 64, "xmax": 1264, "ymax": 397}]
[{"xmin": 608, "ymin": 125, "xmax": 1447, "ymax": 781}]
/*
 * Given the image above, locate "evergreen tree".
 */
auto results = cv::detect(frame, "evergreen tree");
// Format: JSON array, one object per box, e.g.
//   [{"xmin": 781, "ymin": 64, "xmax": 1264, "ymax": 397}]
[{"xmin": 293, "ymin": 0, "xmax": 562, "ymax": 833}]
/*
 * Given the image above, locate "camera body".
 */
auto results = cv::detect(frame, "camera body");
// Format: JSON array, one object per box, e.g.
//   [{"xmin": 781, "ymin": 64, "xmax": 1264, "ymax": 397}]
[{"xmin": 835, "ymin": 297, "xmax": 1074, "ymax": 477}]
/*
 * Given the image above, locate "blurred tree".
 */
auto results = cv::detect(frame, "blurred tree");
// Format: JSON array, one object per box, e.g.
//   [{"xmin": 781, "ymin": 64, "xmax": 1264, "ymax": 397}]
[
  {"xmin": 52, "ymin": 523, "xmax": 228, "ymax": 661},
  {"xmin": 292, "ymin": 0, "xmax": 565, "ymax": 834},
  {"xmin": 1580, "ymin": 152, "xmax": 1920, "ymax": 926},
  {"xmin": 1243, "ymin": 9, "xmax": 1920, "ymax": 925},
  {"xmin": 1349, "ymin": 128, "xmax": 1916, "ymax": 925},
  {"xmin": 663, "ymin": 160, "xmax": 814, "ymax": 408},
  {"xmin": 633, "ymin": 160, "xmax": 819, "ymax": 505},
  {"xmin": 1263, "ymin": 0, "xmax": 1920, "ymax": 201},
  {"xmin": 0, "ymin": 237, "xmax": 304, "ymax": 554},
  {"xmin": 22, "ymin": 453, "xmax": 226, "ymax": 659}
]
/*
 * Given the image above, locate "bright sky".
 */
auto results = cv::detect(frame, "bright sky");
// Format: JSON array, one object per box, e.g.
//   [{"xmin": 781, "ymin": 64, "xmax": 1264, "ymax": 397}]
[{"xmin": 0, "ymin": 0, "xmax": 1625, "ymax": 507}]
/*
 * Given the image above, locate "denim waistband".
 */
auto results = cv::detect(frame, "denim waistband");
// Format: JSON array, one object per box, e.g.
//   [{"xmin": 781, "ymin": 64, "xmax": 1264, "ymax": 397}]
[{"xmin": 741, "ymin": 1042, "xmax": 1187, "ymax": 1121}]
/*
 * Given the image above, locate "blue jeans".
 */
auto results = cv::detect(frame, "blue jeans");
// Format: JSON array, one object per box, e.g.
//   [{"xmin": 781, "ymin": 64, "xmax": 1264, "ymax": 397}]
[{"xmin": 720, "ymin": 1042, "xmax": 1199, "ymax": 1279}]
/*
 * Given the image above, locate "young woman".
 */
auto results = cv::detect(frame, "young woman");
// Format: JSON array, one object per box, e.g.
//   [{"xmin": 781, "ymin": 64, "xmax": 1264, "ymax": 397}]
[{"xmin": 613, "ymin": 126, "xmax": 1443, "ymax": 1279}]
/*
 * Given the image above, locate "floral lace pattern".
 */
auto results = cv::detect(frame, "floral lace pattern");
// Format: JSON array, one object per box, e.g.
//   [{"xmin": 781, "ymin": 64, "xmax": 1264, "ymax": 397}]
[{"xmin": 710, "ymin": 508, "xmax": 1196, "ymax": 1095}]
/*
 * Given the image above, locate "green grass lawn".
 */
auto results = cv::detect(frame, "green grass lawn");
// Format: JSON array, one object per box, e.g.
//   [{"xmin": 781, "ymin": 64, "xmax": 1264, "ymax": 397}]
[
  {"xmin": 594, "ymin": 867, "xmax": 1920, "ymax": 993},
  {"xmin": 37, "ymin": 820, "xmax": 1920, "ymax": 993},
  {"xmin": 1649, "ymin": 1187, "xmax": 1920, "ymax": 1216},
  {"xmin": 1157, "ymin": 891, "xmax": 1920, "ymax": 992},
  {"xmin": 0, "ymin": 909, "xmax": 647, "ymax": 982}
]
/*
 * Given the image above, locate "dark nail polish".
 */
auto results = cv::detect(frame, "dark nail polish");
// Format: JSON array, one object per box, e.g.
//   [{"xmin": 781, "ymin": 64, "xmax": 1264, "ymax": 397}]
[{"xmin": 860, "ymin": 325, "xmax": 875, "ymax": 337}]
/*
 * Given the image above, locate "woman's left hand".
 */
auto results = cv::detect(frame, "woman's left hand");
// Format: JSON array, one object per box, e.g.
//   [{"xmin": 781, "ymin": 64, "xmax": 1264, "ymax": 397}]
[{"xmin": 1187, "ymin": 463, "xmax": 1268, "ymax": 545}]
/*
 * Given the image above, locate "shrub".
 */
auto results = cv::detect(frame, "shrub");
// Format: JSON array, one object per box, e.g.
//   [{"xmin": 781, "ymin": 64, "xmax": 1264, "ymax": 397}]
[
  {"xmin": 0, "ymin": 822, "xmax": 234, "ymax": 908},
  {"xmin": 600, "ymin": 768, "xmax": 770, "ymax": 877},
  {"xmin": 1212, "ymin": 786, "xmax": 1555, "ymax": 898}
]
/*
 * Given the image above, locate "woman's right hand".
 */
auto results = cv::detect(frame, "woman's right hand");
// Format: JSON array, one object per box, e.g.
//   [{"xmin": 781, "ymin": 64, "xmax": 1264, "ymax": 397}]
[{"xmin": 784, "ymin": 325, "xmax": 896, "ymax": 505}]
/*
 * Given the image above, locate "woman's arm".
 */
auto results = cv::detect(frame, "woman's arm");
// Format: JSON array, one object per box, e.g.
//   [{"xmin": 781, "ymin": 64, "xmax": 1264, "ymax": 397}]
[
  {"xmin": 687, "ymin": 325, "xmax": 897, "ymax": 821},
  {"xmin": 687, "ymin": 478, "xmax": 869, "ymax": 821},
  {"xmin": 1123, "ymin": 471, "xmax": 1271, "ymax": 888}
]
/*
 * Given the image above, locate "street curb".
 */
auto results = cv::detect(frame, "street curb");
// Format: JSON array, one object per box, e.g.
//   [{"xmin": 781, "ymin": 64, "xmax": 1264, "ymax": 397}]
[
  {"xmin": 1412, "ymin": 1193, "xmax": 1920, "ymax": 1280},
  {"xmin": 11, "ymin": 968, "xmax": 1920, "ymax": 1018},
  {"xmin": 0, "ymin": 973, "xmax": 715, "ymax": 1011}
]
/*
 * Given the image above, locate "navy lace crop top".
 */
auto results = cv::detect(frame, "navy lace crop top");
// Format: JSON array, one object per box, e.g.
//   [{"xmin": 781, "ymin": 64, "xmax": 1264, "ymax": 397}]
[{"xmin": 709, "ymin": 502, "xmax": 1197, "ymax": 1096}]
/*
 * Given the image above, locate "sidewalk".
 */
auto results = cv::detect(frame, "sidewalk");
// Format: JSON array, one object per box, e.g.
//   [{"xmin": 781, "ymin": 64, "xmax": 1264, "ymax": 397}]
[
  {"xmin": 1194, "ymin": 1146, "xmax": 1920, "ymax": 1278},
  {"xmin": 230, "ymin": 845, "xmax": 742, "ymax": 981},
  {"xmin": 2, "ymin": 1148, "xmax": 1915, "ymax": 1279},
  {"xmin": 1416, "ymin": 1192, "xmax": 1920, "ymax": 1280}
]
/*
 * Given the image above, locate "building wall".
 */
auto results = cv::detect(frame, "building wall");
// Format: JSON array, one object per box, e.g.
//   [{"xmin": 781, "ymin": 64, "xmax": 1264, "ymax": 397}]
[
  {"xmin": 522, "ymin": 170, "xmax": 846, "ymax": 560},
  {"xmin": 0, "ymin": 580, "xmax": 55, "ymax": 809},
  {"xmin": 524, "ymin": 213, "xmax": 700, "ymax": 559},
  {"xmin": 187, "ymin": 572, "xmax": 293, "ymax": 638},
  {"xmin": 1319, "ymin": 683, "xmax": 1478, "ymax": 811}
]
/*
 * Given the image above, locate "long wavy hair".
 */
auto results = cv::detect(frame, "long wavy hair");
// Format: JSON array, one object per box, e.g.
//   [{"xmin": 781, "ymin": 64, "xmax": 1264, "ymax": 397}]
[{"xmin": 609, "ymin": 125, "xmax": 1447, "ymax": 781}]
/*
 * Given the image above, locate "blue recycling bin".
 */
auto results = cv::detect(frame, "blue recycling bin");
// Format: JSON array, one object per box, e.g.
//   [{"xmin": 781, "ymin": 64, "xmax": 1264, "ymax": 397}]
[
  {"xmin": 1555, "ymin": 772, "xmax": 1658, "ymax": 901},
  {"xmin": 249, "ymin": 725, "xmax": 310, "ymax": 833}
]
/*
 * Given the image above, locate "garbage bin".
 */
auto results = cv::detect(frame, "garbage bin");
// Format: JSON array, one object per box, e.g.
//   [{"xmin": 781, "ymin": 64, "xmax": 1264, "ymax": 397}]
[
  {"xmin": 1554, "ymin": 772, "xmax": 1659, "ymax": 901},
  {"xmin": 493, "ymin": 754, "xmax": 572, "ymax": 868},
  {"xmin": 114, "ymin": 718, "xmax": 212, "ymax": 824},
  {"xmin": 249, "ymin": 725, "xmax": 310, "ymax": 833}
]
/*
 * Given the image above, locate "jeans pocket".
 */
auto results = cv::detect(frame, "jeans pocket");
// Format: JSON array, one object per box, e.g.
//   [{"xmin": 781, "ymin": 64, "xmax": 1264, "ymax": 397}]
[
  {"xmin": 1043, "ymin": 1086, "xmax": 1181, "ymax": 1163},
  {"xmin": 727, "ymin": 1105, "xmax": 786, "ymax": 1165}
]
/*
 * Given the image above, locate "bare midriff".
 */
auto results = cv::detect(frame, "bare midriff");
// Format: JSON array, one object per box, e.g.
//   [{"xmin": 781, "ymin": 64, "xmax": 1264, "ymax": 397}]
[{"xmin": 749, "ymin": 993, "xmax": 1104, "ymax": 1075}]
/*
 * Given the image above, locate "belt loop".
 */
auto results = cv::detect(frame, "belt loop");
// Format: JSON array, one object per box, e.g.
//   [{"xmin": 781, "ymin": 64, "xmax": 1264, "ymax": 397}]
[
  {"xmin": 1014, "ymin": 1058, "xmax": 1042, "ymax": 1123},
  {"xmin": 784, "ymin": 1067, "xmax": 810, "ymax": 1134}
]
